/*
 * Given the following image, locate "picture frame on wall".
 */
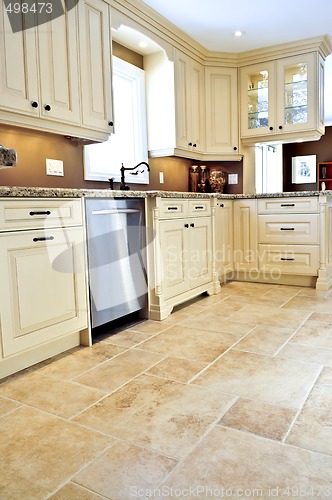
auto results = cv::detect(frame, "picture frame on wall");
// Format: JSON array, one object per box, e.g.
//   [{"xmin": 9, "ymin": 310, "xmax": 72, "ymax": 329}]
[{"xmin": 292, "ymin": 155, "xmax": 317, "ymax": 184}]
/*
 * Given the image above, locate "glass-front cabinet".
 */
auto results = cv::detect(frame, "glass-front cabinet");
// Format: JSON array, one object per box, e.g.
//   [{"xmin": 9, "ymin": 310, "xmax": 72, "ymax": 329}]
[{"xmin": 240, "ymin": 52, "xmax": 325, "ymax": 142}]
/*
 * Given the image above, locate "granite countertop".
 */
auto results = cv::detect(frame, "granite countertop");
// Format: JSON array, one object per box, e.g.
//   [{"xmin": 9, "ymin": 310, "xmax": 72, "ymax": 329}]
[{"xmin": 0, "ymin": 186, "xmax": 330, "ymax": 199}]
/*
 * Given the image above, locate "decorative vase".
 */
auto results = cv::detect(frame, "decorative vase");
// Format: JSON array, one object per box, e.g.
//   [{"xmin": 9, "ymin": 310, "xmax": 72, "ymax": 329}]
[
  {"xmin": 209, "ymin": 170, "xmax": 226, "ymax": 193},
  {"xmin": 189, "ymin": 165, "xmax": 199, "ymax": 192}
]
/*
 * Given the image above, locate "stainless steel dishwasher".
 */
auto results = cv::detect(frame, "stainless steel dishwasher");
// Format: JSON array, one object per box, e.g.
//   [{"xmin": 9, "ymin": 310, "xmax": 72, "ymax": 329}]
[{"xmin": 85, "ymin": 198, "xmax": 147, "ymax": 329}]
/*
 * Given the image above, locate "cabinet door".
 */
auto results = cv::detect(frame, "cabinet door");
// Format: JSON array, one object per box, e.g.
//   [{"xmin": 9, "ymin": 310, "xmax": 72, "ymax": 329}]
[
  {"xmin": 0, "ymin": 3, "xmax": 39, "ymax": 116},
  {"xmin": 37, "ymin": 2, "xmax": 80, "ymax": 124},
  {"xmin": 0, "ymin": 227, "xmax": 87, "ymax": 357},
  {"xmin": 174, "ymin": 50, "xmax": 205, "ymax": 153},
  {"xmin": 275, "ymin": 53, "xmax": 318, "ymax": 134},
  {"xmin": 240, "ymin": 61, "xmax": 276, "ymax": 138},
  {"xmin": 233, "ymin": 199, "xmax": 258, "ymax": 271},
  {"xmin": 216, "ymin": 200, "xmax": 233, "ymax": 276},
  {"xmin": 159, "ymin": 219, "xmax": 190, "ymax": 298},
  {"xmin": 205, "ymin": 67, "xmax": 239, "ymax": 154},
  {"xmin": 79, "ymin": 0, "xmax": 113, "ymax": 133},
  {"xmin": 189, "ymin": 217, "xmax": 212, "ymax": 288}
]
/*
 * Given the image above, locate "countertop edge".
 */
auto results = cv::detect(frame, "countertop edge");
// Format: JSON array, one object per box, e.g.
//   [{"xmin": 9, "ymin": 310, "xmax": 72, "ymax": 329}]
[{"xmin": 0, "ymin": 186, "xmax": 329, "ymax": 199}]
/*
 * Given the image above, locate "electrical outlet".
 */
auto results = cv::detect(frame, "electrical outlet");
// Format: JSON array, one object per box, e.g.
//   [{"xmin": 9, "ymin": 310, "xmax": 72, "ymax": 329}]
[
  {"xmin": 46, "ymin": 159, "xmax": 64, "ymax": 176},
  {"xmin": 228, "ymin": 173, "xmax": 238, "ymax": 185},
  {"xmin": 159, "ymin": 172, "xmax": 164, "ymax": 184}
]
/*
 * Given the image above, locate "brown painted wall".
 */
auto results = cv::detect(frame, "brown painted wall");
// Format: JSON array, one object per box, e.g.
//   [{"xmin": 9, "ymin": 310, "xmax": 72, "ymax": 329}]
[
  {"xmin": 283, "ymin": 126, "xmax": 332, "ymax": 191},
  {"xmin": 0, "ymin": 123, "xmax": 243, "ymax": 193}
]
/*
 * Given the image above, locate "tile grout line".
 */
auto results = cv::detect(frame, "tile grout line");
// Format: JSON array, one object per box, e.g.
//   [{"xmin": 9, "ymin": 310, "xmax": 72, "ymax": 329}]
[{"xmin": 281, "ymin": 364, "xmax": 325, "ymax": 445}]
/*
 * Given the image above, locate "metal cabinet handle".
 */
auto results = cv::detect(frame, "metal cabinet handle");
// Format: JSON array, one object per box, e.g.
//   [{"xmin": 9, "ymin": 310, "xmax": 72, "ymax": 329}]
[
  {"xmin": 184, "ymin": 223, "xmax": 189, "ymax": 228},
  {"xmin": 44, "ymin": 104, "xmax": 51, "ymax": 111},
  {"xmin": 29, "ymin": 210, "xmax": 51, "ymax": 216},
  {"xmin": 280, "ymin": 227, "xmax": 295, "ymax": 231},
  {"xmin": 33, "ymin": 236, "xmax": 55, "ymax": 242},
  {"xmin": 280, "ymin": 257, "xmax": 295, "ymax": 261},
  {"xmin": 31, "ymin": 101, "xmax": 39, "ymax": 108},
  {"xmin": 167, "ymin": 207, "xmax": 178, "ymax": 210},
  {"xmin": 280, "ymin": 203, "xmax": 295, "ymax": 207},
  {"xmin": 219, "ymin": 203, "xmax": 224, "ymax": 207},
  {"xmin": 190, "ymin": 223, "xmax": 195, "ymax": 227},
  {"xmin": 195, "ymin": 206, "xmax": 204, "ymax": 209}
]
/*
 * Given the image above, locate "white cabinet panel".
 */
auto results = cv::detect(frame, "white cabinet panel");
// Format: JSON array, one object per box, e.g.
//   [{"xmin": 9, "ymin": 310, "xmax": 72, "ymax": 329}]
[
  {"xmin": 0, "ymin": 226, "xmax": 87, "ymax": 357},
  {"xmin": 79, "ymin": 0, "xmax": 113, "ymax": 133},
  {"xmin": 205, "ymin": 66, "xmax": 239, "ymax": 156},
  {"xmin": 258, "ymin": 244, "xmax": 319, "ymax": 275},
  {"xmin": 258, "ymin": 214, "xmax": 319, "ymax": 244}
]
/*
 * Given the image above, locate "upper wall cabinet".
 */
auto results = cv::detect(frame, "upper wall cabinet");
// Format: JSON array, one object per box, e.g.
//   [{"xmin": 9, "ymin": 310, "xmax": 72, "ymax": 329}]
[
  {"xmin": 174, "ymin": 51, "xmax": 205, "ymax": 155},
  {"xmin": 240, "ymin": 52, "xmax": 325, "ymax": 143},
  {"xmin": 146, "ymin": 49, "xmax": 241, "ymax": 161},
  {"xmin": 205, "ymin": 66, "xmax": 240, "ymax": 158},
  {"xmin": 0, "ymin": 0, "xmax": 113, "ymax": 141},
  {"xmin": 0, "ymin": 1, "xmax": 80, "ymax": 124},
  {"xmin": 78, "ymin": 0, "xmax": 114, "ymax": 135}
]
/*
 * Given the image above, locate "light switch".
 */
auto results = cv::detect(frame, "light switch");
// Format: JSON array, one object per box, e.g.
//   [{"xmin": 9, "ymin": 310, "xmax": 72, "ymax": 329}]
[{"xmin": 159, "ymin": 172, "xmax": 164, "ymax": 184}]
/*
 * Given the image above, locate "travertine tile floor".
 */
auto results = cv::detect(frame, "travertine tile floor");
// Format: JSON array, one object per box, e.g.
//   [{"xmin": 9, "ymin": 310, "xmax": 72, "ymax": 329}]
[{"xmin": 1, "ymin": 281, "xmax": 332, "ymax": 499}]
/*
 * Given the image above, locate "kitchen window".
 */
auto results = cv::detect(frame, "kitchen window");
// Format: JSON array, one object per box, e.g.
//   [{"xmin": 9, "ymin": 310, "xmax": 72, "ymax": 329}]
[{"xmin": 84, "ymin": 56, "xmax": 149, "ymax": 184}]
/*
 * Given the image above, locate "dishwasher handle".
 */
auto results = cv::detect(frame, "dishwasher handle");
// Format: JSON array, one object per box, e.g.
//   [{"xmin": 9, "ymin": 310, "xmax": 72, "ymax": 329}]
[{"xmin": 91, "ymin": 209, "xmax": 141, "ymax": 215}]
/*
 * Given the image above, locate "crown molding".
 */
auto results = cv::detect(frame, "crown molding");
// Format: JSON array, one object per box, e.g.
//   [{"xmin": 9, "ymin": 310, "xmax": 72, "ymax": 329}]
[{"xmin": 108, "ymin": 0, "xmax": 332, "ymax": 65}]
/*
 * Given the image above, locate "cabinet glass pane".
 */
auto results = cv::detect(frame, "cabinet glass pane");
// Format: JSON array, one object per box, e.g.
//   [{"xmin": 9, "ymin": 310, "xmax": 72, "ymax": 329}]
[
  {"xmin": 284, "ymin": 62, "xmax": 307, "ymax": 125},
  {"xmin": 247, "ymin": 70, "xmax": 269, "ymax": 130}
]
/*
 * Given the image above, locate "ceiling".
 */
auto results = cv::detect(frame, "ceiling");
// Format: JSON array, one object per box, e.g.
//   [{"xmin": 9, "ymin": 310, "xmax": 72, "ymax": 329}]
[
  {"xmin": 140, "ymin": 0, "xmax": 332, "ymax": 53},
  {"xmin": 113, "ymin": 0, "xmax": 332, "ymax": 124}
]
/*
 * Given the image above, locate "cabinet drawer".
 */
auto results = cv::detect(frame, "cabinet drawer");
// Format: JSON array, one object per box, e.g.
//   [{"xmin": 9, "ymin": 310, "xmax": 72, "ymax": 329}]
[
  {"xmin": 188, "ymin": 199, "xmax": 211, "ymax": 217},
  {"xmin": 0, "ymin": 198, "xmax": 83, "ymax": 231},
  {"xmin": 258, "ymin": 214, "xmax": 319, "ymax": 244},
  {"xmin": 258, "ymin": 244, "xmax": 319, "ymax": 275},
  {"xmin": 258, "ymin": 197, "xmax": 319, "ymax": 214},
  {"xmin": 158, "ymin": 199, "xmax": 188, "ymax": 219}
]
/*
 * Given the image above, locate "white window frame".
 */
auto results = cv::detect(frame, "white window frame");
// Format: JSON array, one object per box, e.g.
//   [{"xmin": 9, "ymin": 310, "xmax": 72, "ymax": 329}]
[{"xmin": 84, "ymin": 56, "xmax": 149, "ymax": 184}]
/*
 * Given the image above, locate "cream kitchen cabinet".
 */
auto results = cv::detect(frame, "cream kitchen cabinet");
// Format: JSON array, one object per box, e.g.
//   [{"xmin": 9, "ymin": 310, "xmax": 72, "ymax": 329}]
[
  {"xmin": 233, "ymin": 199, "xmax": 258, "ymax": 272},
  {"xmin": 146, "ymin": 49, "xmax": 205, "ymax": 159},
  {"xmin": 0, "ymin": 198, "xmax": 89, "ymax": 379},
  {"xmin": 240, "ymin": 52, "xmax": 325, "ymax": 143},
  {"xmin": 257, "ymin": 197, "xmax": 320, "ymax": 278},
  {"xmin": 215, "ymin": 199, "xmax": 234, "ymax": 280},
  {"xmin": 205, "ymin": 66, "xmax": 241, "ymax": 159},
  {"xmin": 146, "ymin": 50, "xmax": 242, "ymax": 161},
  {"xmin": 78, "ymin": 0, "xmax": 114, "ymax": 136},
  {"xmin": 0, "ymin": 0, "xmax": 113, "ymax": 141},
  {"xmin": 147, "ymin": 197, "xmax": 220, "ymax": 320},
  {"xmin": 0, "ymin": 1, "xmax": 80, "ymax": 125},
  {"xmin": 174, "ymin": 50, "xmax": 205, "ymax": 155}
]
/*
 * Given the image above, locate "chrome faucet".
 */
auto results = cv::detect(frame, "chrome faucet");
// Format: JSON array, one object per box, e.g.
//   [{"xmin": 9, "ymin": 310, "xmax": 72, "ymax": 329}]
[{"xmin": 119, "ymin": 162, "xmax": 150, "ymax": 190}]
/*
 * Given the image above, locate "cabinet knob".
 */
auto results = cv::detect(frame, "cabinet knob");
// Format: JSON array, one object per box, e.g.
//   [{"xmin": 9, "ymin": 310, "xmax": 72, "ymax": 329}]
[
  {"xmin": 44, "ymin": 104, "xmax": 51, "ymax": 111},
  {"xmin": 190, "ymin": 223, "xmax": 195, "ymax": 227},
  {"xmin": 233, "ymin": 146, "xmax": 237, "ymax": 151},
  {"xmin": 220, "ymin": 203, "xmax": 224, "ymax": 207},
  {"xmin": 108, "ymin": 121, "xmax": 113, "ymax": 126},
  {"xmin": 269, "ymin": 126, "xmax": 273, "ymax": 131},
  {"xmin": 193, "ymin": 143, "xmax": 197, "ymax": 147},
  {"xmin": 31, "ymin": 101, "xmax": 39, "ymax": 108},
  {"xmin": 278, "ymin": 125, "xmax": 283, "ymax": 130},
  {"xmin": 184, "ymin": 223, "xmax": 189, "ymax": 228},
  {"xmin": 188, "ymin": 142, "xmax": 192, "ymax": 146}
]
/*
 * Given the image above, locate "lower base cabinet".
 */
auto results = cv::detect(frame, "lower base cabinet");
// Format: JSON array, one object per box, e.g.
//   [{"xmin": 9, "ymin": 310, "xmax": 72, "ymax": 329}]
[
  {"xmin": 147, "ymin": 197, "xmax": 220, "ymax": 320},
  {"xmin": 215, "ymin": 194, "xmax": 332, "ymax": 290},
  {"xmin": 0, "ymin": 198, "xmax": 88, "ymax": 379}
]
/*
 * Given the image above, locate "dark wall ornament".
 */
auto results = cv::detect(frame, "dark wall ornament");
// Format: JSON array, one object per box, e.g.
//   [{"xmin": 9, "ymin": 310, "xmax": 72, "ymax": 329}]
[{"xmin": 4, "ymin": 0, "xmax": 79, "ymax": 33}]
